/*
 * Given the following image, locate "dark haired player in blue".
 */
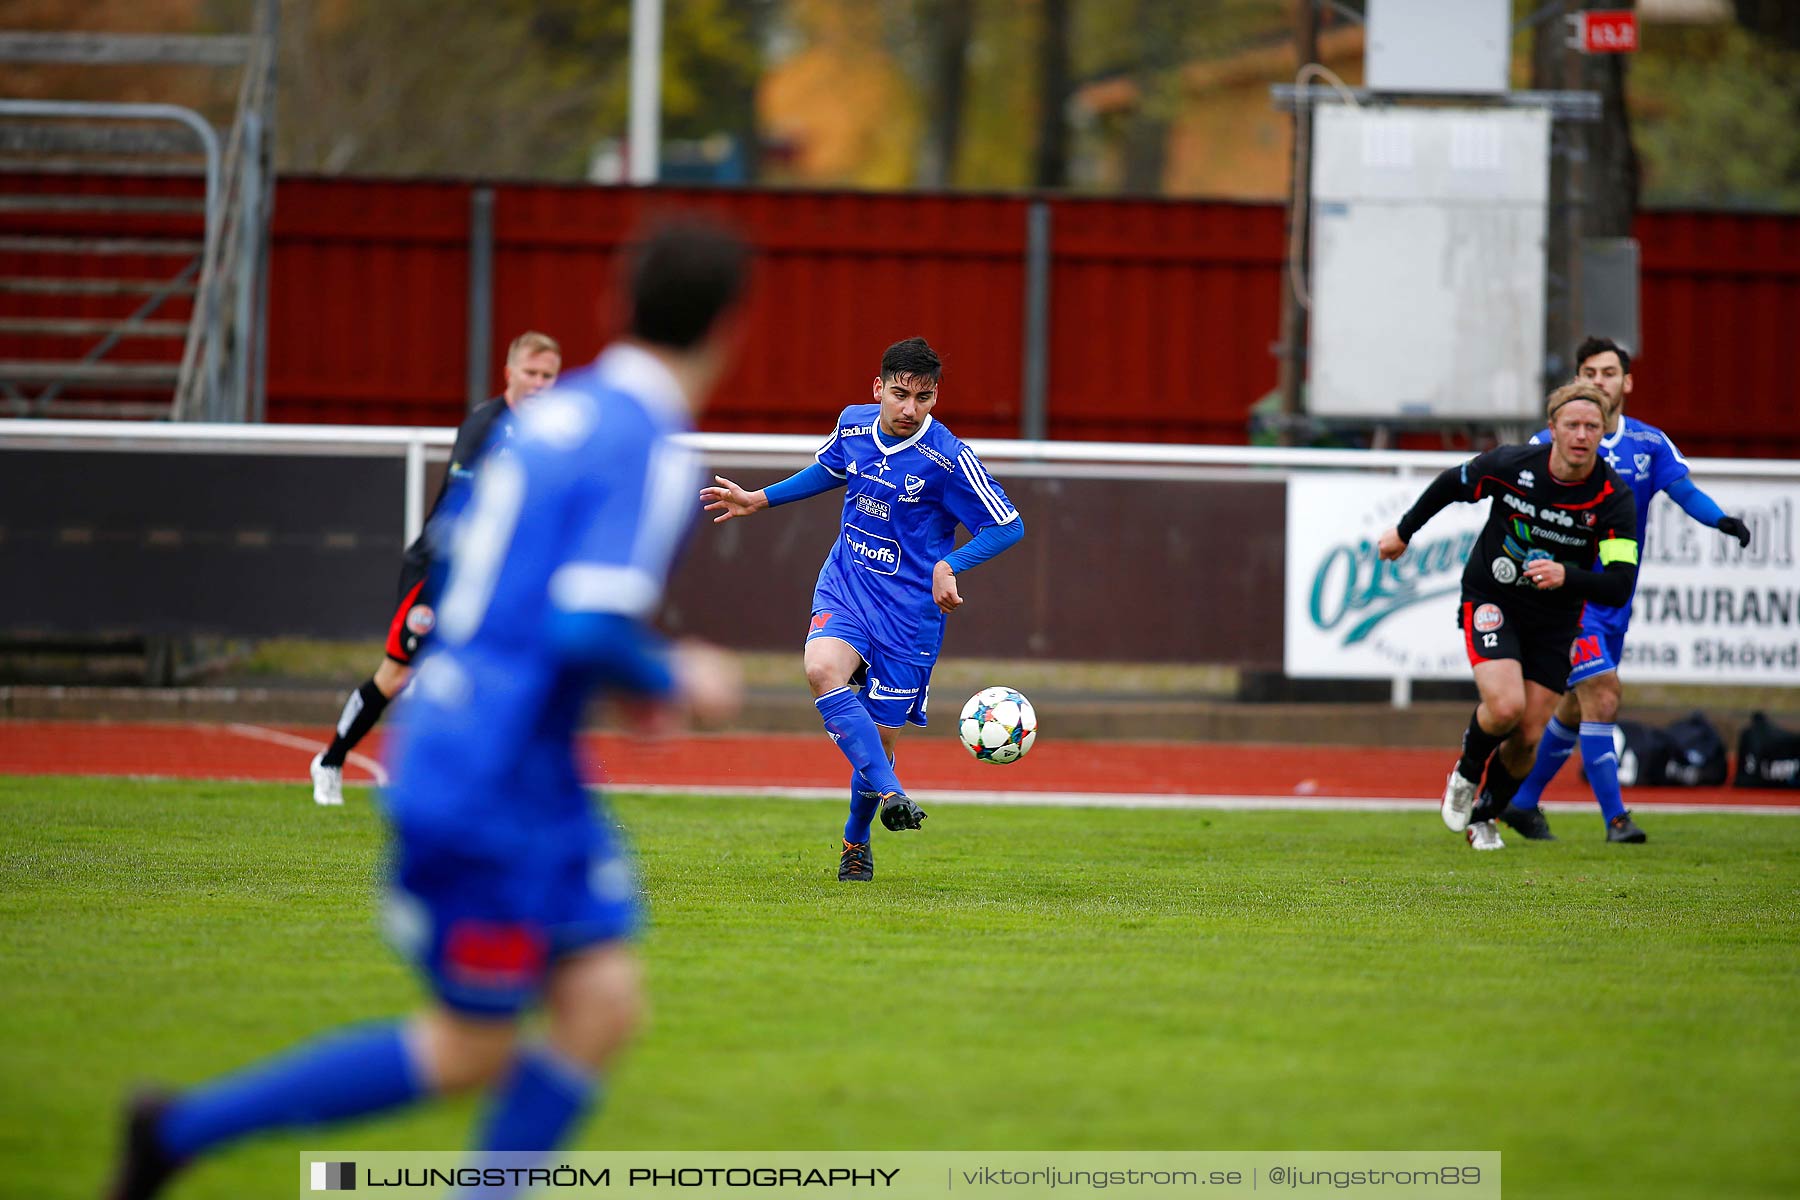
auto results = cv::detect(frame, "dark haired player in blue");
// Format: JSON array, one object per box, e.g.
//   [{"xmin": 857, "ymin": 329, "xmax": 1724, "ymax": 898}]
[
  {"xmin": 701, "ymin": 337, "xmax": 1024, "ymax": 883},
  {"xmin": 1482, "ymin": 336, "xmax": 1751, "ymax": 845},
  {"xmin": 105, "ymin": 219, "xmax": 750, "ymax": 1199}
]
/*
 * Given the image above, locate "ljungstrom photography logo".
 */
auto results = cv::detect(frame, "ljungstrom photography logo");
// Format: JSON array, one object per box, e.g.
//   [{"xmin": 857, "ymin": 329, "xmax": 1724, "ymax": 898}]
[{"xmin": 310, "ymin": 1160, "xmax": 356, "ymax": 1191}]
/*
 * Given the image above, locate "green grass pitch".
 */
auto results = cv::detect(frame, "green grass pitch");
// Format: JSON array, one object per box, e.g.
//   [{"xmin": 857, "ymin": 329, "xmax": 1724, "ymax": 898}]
[{"xmin": 1, "ymin": 776, "xmax": 1795, "ymax": 1198}]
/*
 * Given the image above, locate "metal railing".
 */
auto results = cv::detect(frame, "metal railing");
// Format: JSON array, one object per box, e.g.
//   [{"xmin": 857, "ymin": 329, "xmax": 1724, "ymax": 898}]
[
  {"xmin": 0, "ymin": 1, "xmax": 277, "ymax": 422},
  {"xmin": 4, "ymin": 415, "xmax": 1791, "ymax": 532},
  {"xmin": 5, "ymin": 418, "xmax": 1795, "ymax": 702}
]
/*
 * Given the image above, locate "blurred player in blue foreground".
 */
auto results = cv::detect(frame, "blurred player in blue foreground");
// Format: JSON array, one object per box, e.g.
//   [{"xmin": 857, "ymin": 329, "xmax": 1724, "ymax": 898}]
[
  {"xmin": 700, "ymin": 338, "xmax": 1024, "ymax": 882},
  {"xmin": 105, "ymin": 219, "xmax": 751, "ymax": 1199},
  {"xmin": 1477, "ymin": 336, "xmax": 1752, "ymax": 844},
  {"xmin": 309, "ymin": 330, "xmax": 562, "ymax": 806}
]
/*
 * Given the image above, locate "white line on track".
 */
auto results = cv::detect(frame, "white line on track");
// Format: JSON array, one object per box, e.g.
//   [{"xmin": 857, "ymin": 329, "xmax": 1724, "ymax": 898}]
[
  {"xmin": 606, "ymin": 783, "xmax": 1800, "ymax": 817},
  {"xmin": 226, "ymin": 722, "xmax": 389, "ymax": 787}
]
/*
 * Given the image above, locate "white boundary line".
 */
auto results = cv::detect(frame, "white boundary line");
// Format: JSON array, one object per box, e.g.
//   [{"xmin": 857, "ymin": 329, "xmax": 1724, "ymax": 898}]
[
  {"xmin": 607, "ymin": 783, "xmax": 1800, "ymax": 817},
  {"xmin": 31, "ymin": 766, "xmax": 1796, "ymax": 816},
  {"xmin": 225, "ymin": 722, "xmax": 389, "ymax": 787}
]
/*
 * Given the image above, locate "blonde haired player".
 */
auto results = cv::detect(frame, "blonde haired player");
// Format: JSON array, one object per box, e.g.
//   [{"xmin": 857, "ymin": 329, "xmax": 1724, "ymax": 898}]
[{"xmin": 1378, "ymin": 383, "xmax": 1639, "ymax": 849}]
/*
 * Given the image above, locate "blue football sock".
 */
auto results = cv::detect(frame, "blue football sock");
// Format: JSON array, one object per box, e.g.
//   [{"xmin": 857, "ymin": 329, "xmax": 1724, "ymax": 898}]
[
  {"xmin": 815, "ymin": 687, "xmax": 904, "ymax": 797},
  {"xmin": 158, "ymin": 1021, "xmax": 425, "ymax": 1160},
  {"xmin": 1580, "ymin": 722, "xmax": 1627, "ymax": 822},
  {"xmin": 1512, "ymin": 716, "xmax": 1577, "ymax": 810},
  {"xmin": 476, "ymin": 1045, "xmax": 598, "ymax": 1152},
  {"xmin": 844, "ymin": 767, "xmax": 879, "ymax": 843}
]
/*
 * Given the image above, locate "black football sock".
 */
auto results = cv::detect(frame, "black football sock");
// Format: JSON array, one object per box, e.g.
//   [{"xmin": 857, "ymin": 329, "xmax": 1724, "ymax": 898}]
[
  {"xmin": 320, "ymin": 679, "xmax": 390, "ymax": 768},
  {"xmin": 1484, "ymin": 756, "xmax": 1526, "ymax": 809},
  {"xmin": 1456, "ymin": 709, "xmax": 1508, "ymax": 783},
  {"xmin": 1470, "ymin": 756, "xmax": 1523, "ymax": 823}
]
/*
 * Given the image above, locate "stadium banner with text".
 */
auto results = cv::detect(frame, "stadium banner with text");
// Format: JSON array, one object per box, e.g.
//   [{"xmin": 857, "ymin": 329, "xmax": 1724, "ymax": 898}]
[
  {"xmin": 1285, "ymin": 474, "xmax": 1798, "ymax": 683},
  {"xmin": 298, "ymin": 1150, "xmax": 1501, "ymax": 1198}
]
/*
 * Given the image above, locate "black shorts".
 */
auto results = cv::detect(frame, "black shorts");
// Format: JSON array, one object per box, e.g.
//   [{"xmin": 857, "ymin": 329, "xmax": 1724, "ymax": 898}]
[{"xmin": 1458, "ymin": 596, "xmax": 1577, "ymax": 692}]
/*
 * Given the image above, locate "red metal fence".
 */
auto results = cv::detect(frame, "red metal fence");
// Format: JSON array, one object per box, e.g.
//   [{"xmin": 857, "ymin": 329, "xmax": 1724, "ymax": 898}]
[
  {"xmin": 5, "ymin": 173, "xmax": 1796, "ymax": 456},
  {"xmin": 264, "ymin": 180, "xmax": 1290, "ymax": 443},
  {"xmin": 261, "ymin": 183, "xmax": 1800, "ymax": 457}
]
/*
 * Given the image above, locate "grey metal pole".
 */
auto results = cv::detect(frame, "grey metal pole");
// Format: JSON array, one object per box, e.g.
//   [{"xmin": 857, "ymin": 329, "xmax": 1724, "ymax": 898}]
[
  {"xmin": 231, "ymin": 113, "xmax": 262, "ymax": 421},
  {"xmin": 628, "ymin": 0, "xmax": 663, "ymax": 183},
  {"xmin": 466, "ymin": 187, "xmax": 495, "ymax": 411},
  {"xmin": 1020, "ymin": 201, "xmax": 1051, "ymax": 441}
]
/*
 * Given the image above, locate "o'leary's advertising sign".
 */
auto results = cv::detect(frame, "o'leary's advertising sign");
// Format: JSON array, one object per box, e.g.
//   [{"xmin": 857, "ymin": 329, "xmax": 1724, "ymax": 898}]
[{"xmin": 1285, "ymin": 472, "xmax": 1798, "ymax": 683}]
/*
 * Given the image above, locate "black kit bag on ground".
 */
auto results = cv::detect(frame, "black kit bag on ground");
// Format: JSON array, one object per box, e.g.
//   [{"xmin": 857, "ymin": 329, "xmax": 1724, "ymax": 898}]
[
  {"xmin": 1583, "ymin": 720, "xmax": 1668, "ymax": 788},
  {"xmin": 1657, "ymin": 711, "xmax": 1729, "ymax": 787},
  {"xmin": 1733, "ymin": 712, "xmax": 1800, "ymax": 789}
]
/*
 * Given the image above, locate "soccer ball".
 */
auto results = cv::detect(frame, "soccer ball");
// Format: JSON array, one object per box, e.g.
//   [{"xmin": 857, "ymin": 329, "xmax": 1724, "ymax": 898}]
[{"xmin": 958, "ymin": 686, "xmax": 1037, "ymax": 764}]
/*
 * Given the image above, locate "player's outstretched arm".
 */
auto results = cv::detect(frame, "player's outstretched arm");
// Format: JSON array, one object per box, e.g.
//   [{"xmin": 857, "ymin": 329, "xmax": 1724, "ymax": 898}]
[
  {"xmin": 1387, "ymin": 462, "xmax": 1471, "ymax": 553},
  {"xmin": 1664, "ymin": 476, "xmax": 1751, "ymax": 547},
  {"xmin": 702, "ymin": 463, "xmax": 845, "ymax": 524},
  {"xmin": 700, "ymin": 474, "xmax": 769, "ymax": 523}
]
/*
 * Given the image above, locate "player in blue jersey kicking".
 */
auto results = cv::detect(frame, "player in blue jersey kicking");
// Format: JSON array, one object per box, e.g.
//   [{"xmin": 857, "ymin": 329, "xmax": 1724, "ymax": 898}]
[
  {"xmin": 104, "ymin": 219, "xmax": 750, "ymax": 1199},
  {"xmin": 1474, "ymin": 336, "xmax": 1751, "ymax": 845},
  {"xmin": 700, "ymin": 337, "xmax": 1025, "ymax": 883}
]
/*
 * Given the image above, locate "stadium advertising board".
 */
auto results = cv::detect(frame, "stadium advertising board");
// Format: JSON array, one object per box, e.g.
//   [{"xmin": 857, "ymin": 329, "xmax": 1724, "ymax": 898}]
[{"xmin": 1285, "ymin": 473, "xmax": 1799, "ymax": 684}]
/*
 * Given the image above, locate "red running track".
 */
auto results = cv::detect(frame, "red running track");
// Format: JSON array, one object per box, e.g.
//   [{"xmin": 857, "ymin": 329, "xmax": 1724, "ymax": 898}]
[{"xmin": 0, "ymin": 720, "xmax": 1792, "ymax": 812}]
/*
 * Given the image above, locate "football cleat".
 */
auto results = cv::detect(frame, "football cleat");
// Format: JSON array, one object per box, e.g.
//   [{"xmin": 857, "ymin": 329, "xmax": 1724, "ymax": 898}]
[
  {"xmin": 105, "ymin": 1090, "xmax": 183, "ymax": 1200},
  {"xmin": 837, "ymin": 839, "xmax": 873, "ymax": 882},
  {"xmin": 1606, "ymin": 811, "xmax": 1648, "ymax": 843},
  {"xmin": 309, "ymin": 753, "xmax": 344, "ymax": 806},
  {"xmin": 1499, "ymin": 804, "xmax": 1556, "ymax": 840},
  {"xmin": 1465, "ymin": 820, "xmax": 1505, "ymax": 851},
  {"xmin": 1441, "ymin": 770, "xmax": 1477, "ymax": 832},
  {"xmin": 873, "ymin": 790, "xmax": 927, "ymax": 832}
]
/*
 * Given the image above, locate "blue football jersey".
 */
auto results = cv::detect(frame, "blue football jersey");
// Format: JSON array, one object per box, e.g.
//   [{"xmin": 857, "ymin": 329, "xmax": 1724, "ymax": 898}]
[
  {"xmin": 384, "ymin": 345, "xmax": 702, "ymax": 845},
  {"xmin": 812, "ymin": 405, "xmax": 1019, "ymax": 654},
  {"xmin": 1531, "ymin": 414, "xmax": 1689, "ymax": 632}
]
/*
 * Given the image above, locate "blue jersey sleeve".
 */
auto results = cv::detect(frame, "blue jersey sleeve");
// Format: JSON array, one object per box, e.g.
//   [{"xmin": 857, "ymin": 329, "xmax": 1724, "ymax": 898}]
[
  {"xmin": 942, "ymin": 443, "xmax": 1020, "ymax": 534},
  {"xmin": 1646, "ymin": 428, "xmax": 1690, "ymax": 494},
  {"xmin": 765, "ymin": 461, "xmax": 844, "ymax": 507},
  {"xmin": 1529, "ymin": 427, "xmax": 1550, "ymax": 446},
  {"xmin": 549, "ymin": 410, "xmax": 702, "ymax": 623},
  {"xmin": 814, "ymin": 410, "xmax": 854, "ymax": 478}
]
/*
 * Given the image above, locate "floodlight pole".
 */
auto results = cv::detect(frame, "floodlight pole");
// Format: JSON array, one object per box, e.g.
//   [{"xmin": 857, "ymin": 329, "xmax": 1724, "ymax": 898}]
[
  {"xmin": 628, "ymin": 0, "xmax": 663, "ymax": 184},
  {"xmin": 1275, "ymin": 0, "xmax": 1320, "ymax": 447}
]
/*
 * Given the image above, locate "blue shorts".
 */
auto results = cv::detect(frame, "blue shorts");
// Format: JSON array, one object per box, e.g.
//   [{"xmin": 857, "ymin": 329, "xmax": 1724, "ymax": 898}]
[
  {"xmin": 1567, "ymin": 625, "xmax": 1626, "ymax": 688},
  {"xmin": 806, "ymin": 599, "xmax": 934, "ymax": 729},
  {"xmin": 380, "ymin": 815, "xmax": 639, "ymax": 1017}
]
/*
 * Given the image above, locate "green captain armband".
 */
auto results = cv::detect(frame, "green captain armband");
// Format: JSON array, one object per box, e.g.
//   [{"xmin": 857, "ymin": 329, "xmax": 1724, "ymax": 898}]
[{"xmin": 1598, "ymin": 537, "xmax": 1638, "ymax": 566}]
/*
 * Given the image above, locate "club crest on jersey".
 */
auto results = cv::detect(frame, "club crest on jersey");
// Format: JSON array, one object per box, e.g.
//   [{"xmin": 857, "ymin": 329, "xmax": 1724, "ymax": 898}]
[
  {"xmin": 1635, "ymin": 453, "xmax": 1651, "ymax": 476},
  {"xmin": 1491, "ymin": 556, "xmax": 1519, "ymax": 585},
  {"xmin": 905, "ymin": 474, "xmax": 925, "ymax": 495},
  {"xmin": 1473, "ymin": 604, "xmax": 1504, "ymax": 634}
]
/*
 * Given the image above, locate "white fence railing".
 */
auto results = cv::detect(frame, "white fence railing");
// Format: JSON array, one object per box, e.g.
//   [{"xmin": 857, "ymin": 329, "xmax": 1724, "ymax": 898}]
[{"xmin": 5, "ymin": 420, "xmax": 1796, "ymax": 702}]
